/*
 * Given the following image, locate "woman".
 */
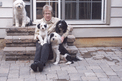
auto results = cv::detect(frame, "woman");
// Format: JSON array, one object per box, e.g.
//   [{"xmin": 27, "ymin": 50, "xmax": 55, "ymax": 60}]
[{"xmin": 30, "ymin": 4, "xmax": 70, "ymax": 72}]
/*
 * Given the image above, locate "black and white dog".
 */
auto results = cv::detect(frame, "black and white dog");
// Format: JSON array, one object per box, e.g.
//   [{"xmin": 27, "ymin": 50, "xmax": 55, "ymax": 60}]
[
  {"xmin": 37, "ymin": 22, "xmax": 48, "ymax": 46},
  {"xmin": 55, "ymin": 20, "xmax": 68, "ymax": 45},
  {"xmin": 48, "ymin": 32, "xmax": 82, "ymax": 65}
]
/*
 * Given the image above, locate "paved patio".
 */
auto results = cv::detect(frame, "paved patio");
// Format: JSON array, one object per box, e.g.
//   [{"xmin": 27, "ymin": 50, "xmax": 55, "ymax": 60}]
[{"xmin": 0, "ymin": 47, "xmax": 122, "ymax": 81}]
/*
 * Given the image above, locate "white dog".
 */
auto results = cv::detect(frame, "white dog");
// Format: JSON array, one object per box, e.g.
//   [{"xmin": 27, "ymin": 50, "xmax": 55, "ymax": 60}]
[
  {"xmin": 48, "ymin": 32, "xmax": 82, "ymax": 65},
  {"xmin": 13, "ymin": 0, "xmax": 31, "ymax": 27},
  {"xmin": 37, "ymin": 22, "xmax": 48, "ymax": 46}
]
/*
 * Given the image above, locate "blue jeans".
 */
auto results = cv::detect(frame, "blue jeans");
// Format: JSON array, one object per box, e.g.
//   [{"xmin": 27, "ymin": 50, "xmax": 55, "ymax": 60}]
[{"xmin": 34, "ymin": 41, "xmax": 53, "ymax": 64}]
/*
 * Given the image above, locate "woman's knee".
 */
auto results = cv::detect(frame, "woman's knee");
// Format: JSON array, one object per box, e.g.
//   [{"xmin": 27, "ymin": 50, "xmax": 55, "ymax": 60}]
[
  {"xmin": 36, "ymin": 43, "xmax": 42, "ymax": 49},
  {"xmin": 43, "ymin": 43, "xmax": 49, "ymax": 47}
]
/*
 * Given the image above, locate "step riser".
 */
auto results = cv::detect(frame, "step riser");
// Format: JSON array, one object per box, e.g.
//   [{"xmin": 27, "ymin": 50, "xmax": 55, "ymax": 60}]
[
  {"xmin": 4, "ymin": 50, "xmax": 77, "ymax": 56},
  {"xmin": 6, "ymin": 42, "xmax": 74, "ymax": 47},
  {"xmin": 6, "ymin": 39, "xmax": 75, "ymax": 43},
  {"xmin": 6, "ymin": 43, "xmax": 35, "ymax": 47},
  {"xmin": 7, "ymin": 33, "xmax": 34, "ymax": 36},
  {"xmin": 6, "ymin": 56, "xmax": 34, "ymax": 61},
  {"xmin": 7, "ymin": 32, "xmax": 72, "ymax": 36},
  {"xmin": 6, "ymin": 28, "xmax": 72, "ymax": 36}
]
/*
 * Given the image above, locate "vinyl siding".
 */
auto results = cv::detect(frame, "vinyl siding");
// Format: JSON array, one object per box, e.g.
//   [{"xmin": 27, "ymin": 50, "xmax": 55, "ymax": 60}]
[{"xmin": 0, "ymin": 0, "xmax": 13, "ymax": 28}]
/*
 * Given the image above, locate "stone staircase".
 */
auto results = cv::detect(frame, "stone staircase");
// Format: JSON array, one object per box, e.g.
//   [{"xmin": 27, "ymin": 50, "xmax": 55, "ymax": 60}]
[{"xmin": 3, "ymin": 26, "xmax": 78, "ymax": 61}]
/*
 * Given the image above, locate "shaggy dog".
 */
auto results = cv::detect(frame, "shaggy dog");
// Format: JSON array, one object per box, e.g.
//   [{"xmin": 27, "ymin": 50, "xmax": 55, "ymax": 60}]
[
  {"xmin": 48, "ymin": 32, "xmax": 82, "ymax": 65},
  {"xmin": 37, "ymin": 22, "xmax": 48, "ymax": 46},
  {"xmin": 55, "ymin": 20, "xmax": 68, "ymax": 45},
  {"xmin": 13, "ymin": 0, "xmax": 32, "ymax": 27}
]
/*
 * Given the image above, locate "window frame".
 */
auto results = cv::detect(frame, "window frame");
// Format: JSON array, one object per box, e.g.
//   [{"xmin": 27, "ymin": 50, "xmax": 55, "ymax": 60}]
[
  {"xmin": 33, "ymin": 0, "xmax": 60, "ymax": 23},
  {"xmin": 33, "ymin": 0, "xmax": 111, "ymax": 25},
  {"xmin": 64, "ymin": 0, "xmax": 111, "ymax": 25}
]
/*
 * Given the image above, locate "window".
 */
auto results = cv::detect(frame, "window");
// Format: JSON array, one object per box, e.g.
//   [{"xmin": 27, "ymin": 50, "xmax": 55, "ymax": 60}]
[
  {"xmin": 33, "ymin": 0, "xmax": 110, "ymax": 24},
  {"xmin": 24, "ymin": 0, "xmax": 33, "ymax": 20},
  {"xmin": 63, "ymin": 0, "xmax": 102, "ymax": 20},
  {"xmin": 35, "ymin": 0, "xmax": 59, "ymax": 20}
]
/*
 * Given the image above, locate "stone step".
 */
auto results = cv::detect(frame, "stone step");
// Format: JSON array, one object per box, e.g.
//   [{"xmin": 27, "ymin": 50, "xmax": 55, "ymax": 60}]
[
  {"xmin": 3, "ymin": 46, "xmax": 78, "ymax": 61},
  {"xmin": 5, "ymin": 35, "xmax": 75, "ymax": 47},
  {"xmin": 6, "ymin": 26, "xmax": 73, "ymax": 36},
  {"xmin": 6, "ymin": 27, "xmax": 34, "ymax": 36}
]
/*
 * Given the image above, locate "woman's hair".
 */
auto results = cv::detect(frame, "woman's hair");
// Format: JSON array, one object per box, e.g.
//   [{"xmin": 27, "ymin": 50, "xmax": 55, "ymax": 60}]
[{"xmin": 43, "ymin": 4, "xmax": 53, "ymax": 14}]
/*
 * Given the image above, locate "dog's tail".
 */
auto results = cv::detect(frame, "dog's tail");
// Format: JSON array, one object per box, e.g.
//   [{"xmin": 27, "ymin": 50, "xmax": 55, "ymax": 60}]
[
  {"xmin": 26, "ymin": 16, "xmax": 33, "ymax": 26},
  {"xmin": 27, "ymin": 20, "xmax": 33, "ymax": 26}
]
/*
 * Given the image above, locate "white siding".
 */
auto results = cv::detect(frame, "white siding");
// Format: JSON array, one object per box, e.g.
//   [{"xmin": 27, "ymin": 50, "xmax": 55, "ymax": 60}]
[
  {"xmin": 0, "ymin": 19, "xmax": 13, "ymax": 27},
  {"xmin": 0, "ymin": 0, "xmax": 13, "ymax": 29},
  {"xmin": 72, "ymin": 28, "xmax": 122, "ymax": 38},
  {"xmin": 111, "ymin": 8, "xmax": 122, "ymax": 17},
  {"xmin": 110, "ymin": 18, "xmax": 122, "ymax": 26},
  {"xmin": 0, "ymin": 8, "xmax": 13, "ymax": 17},
  {"xmin": 110, "ymin": 0, "xmax": 122, "ymax": 26},
  {"xmin": 0, "ymin": 0, "xmax": 13, "ymax": 7},
  {"xmin": 0, "ymin": 29, "xmax": 6, "ymax": 38},
  {"xmin": 111, "ymin": 0, "xmax": 122, "ymax": 7}
]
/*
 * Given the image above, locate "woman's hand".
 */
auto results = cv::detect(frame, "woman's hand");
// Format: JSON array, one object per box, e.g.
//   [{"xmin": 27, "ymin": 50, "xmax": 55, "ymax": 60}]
[
  {"xmin": 36, "ymin": 36, "xmax": 38, "ymax": 40},
  {"xmin": 61, "ymin": 36, "xmax": 64, "ymax": 43}
]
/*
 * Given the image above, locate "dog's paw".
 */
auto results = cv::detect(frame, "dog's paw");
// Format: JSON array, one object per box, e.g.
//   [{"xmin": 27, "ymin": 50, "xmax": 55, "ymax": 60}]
[
  {"xmin": 66, "ymin": 61, "xmax": 72, "ymax": 65},
  {"xmin": 41, "ymin": 43, "xmax": 44, "ymax": 46},
  {"xmin": 15, "ymin": 24, "xmax": 19, "ymax": 27},
  {"xmin": 21, "ymin": 25, "xmax": 25, "ymax": 27},
  {"xmin": 53, "ymin": 62, "xmax": 58, "ymax": 65},
  {"xmin": 77, "ymin": 56, "xmax": 83, "ymax": 61}
]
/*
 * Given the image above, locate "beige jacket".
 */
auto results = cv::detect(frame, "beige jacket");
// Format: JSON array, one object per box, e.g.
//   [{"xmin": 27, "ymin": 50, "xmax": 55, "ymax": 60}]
[{"xmin": 34, "ymin": 17, "xmax": 70, "ymax": 40}]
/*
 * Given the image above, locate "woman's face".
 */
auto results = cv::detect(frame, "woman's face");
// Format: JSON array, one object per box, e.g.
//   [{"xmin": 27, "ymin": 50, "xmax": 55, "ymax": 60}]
[{"xmin": 43, "ymin": 9, "xmax": 52, "ymax": 21}]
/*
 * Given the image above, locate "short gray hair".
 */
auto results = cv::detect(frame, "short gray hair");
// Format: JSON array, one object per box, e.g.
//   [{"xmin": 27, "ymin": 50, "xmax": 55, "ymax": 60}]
[{"xmin": 43, "ymin": 4, "xmax": 53, "ymax": 14}]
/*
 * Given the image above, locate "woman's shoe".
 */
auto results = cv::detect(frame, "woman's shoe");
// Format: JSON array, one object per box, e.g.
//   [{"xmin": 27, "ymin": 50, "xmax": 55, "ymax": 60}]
[
  {"xmin": 37, "ymin": 62, "xmax": 44, "ymax": 72},
  {"xmin": 30, "ymin": 62, "xmax": 38, "ymax": 72}
]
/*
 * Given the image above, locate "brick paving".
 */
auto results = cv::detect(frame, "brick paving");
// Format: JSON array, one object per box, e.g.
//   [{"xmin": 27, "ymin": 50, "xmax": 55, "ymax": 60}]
[{"xmin": 0, "ymin": 47, "xmax": 122, "ymax": 81}]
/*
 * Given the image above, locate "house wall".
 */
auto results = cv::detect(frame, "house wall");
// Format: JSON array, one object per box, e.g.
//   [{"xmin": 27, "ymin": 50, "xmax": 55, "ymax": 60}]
[
  {"xmin": 0, "ymin": 0, "xmax": 122, "ymax": 47},
  {"xmin": 73, "ymin": 0, "xmax": 122, "ymax": 47},
  {"xmin": 72, "ymin": 0, "xmax": 122, "ymax": 38},
  {"xmin": 0, "ymin": 0, "xmax": 13, "ymax": 38}
]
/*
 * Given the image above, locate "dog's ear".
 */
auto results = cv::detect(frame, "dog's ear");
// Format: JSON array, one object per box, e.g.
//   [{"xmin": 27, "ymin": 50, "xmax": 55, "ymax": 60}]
[
  {"xmin": 44, "ymin": 24, "xmax": 47, "ymax": 28},
  {"xmin": 22, "ymin": 1, "xmax": 25, "ymax": 8},
  {"xmin": 13, "ymin": 0, "xmax": 17, "ymax": 8},
  {"xmin": 62, "ymin": 20, "xmax": 68, "ymax": 33},
  {"xmin": 50, "ymin": 33, "xmax": 54, "ymax": 40},
  {"xmin": 47, "ymin": 33, "xmax": 54, "ymax": 44},
  {"xmin": 57, "ymin": 33, "xmax": 62, "ymax": 44},
  {"xmin": 55, "ymin": 21, "xmax": 61, "ymax": 33},
  {"xmin": 37, "ymin": 24, "xmax": 40, "ymax": 29}
]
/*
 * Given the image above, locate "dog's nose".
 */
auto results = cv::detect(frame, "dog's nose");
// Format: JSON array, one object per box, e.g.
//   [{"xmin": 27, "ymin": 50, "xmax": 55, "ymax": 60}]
[
  {"xmin": 53, "ymin": 38, "xmax": 55, "ymax": 40},
  {"xmin": 18, "ymin": 6, "xmax": 20, "ymax": 8}
]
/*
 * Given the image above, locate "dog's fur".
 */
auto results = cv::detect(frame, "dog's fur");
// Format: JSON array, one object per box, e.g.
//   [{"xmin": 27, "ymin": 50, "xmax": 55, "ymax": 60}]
[
  {"xmin": 48, "ymin": 32, "xmax": 82, "ymax": 65},
  {"xmin": 55, "ymin": 20, "xmax": 68, "ymax": 44},
  {"xmin": 13, "ymin": 0, "xmax": 32, "ymax": 27},
  {"xmin": 37, "ymin": 22, "xmax": 48, "ymax": 46}
]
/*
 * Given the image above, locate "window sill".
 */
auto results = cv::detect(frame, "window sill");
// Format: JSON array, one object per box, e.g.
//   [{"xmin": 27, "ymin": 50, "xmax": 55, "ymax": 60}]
[{"xmin": 66, "ymin": 20, "xmax": 107, "ymax": 25}]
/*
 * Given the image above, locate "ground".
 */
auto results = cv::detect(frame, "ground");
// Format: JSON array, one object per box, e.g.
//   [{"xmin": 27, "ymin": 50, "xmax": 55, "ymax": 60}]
[
  {"xmin": 0, "ymin": 39, "xmax": 6, "ymax": 50},
  {"xmin": 0, "ymin": 46, "xmax": 122, "ymax": 81}
]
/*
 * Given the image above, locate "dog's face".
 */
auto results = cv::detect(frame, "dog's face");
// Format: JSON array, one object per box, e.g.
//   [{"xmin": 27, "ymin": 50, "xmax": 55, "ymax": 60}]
[
  {"xmin": 48, "ymin": 32, "xmax": 62, "ymax": 45},
  {"xmin": 56, "ymin": 20, "xmax": 68, "ymax": 33},
  {"xmin": 14, "ymin": 0, "xmax": 25, "ymax": 9},
  {"xmin": 37, "ymin": 22, "xmax": 48, "ymax": 31}
]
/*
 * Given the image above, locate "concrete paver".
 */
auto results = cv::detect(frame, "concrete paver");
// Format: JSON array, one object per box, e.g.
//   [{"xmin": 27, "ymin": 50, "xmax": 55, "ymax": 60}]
[{"xmin": 0, "ymin": 47, "xmax": 122, "ymax": 81}]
